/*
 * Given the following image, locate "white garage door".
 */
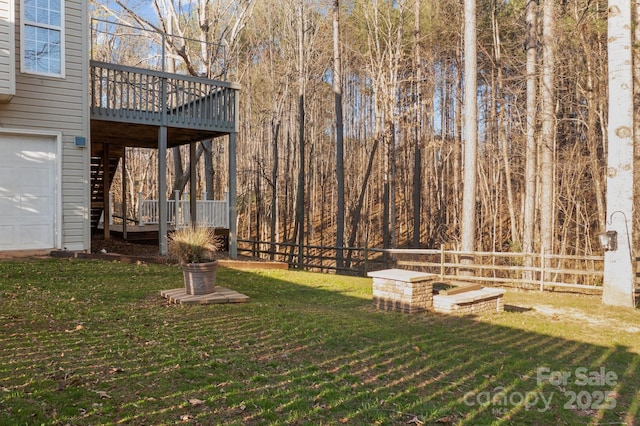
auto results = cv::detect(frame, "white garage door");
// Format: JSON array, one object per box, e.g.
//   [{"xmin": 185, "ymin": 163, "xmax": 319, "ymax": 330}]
[{"xmin": 0, "ymin": 134, "xmax": 57, "ymax": 250}]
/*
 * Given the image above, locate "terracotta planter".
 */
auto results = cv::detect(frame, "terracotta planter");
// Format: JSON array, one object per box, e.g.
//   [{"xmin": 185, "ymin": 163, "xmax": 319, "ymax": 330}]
[{"xmin": 181, "ymin": 260, "xmax": 219, "ymax": 295}]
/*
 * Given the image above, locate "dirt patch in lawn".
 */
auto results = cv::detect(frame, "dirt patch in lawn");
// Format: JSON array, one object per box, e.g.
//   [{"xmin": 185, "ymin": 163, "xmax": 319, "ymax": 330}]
[
  {"xmin": 532, "ymin": 304, "xmax": 640, "ymax": 334},
  {"xmin": 91, "ymin": 234, "xmax": 161, "ymax": 257}
]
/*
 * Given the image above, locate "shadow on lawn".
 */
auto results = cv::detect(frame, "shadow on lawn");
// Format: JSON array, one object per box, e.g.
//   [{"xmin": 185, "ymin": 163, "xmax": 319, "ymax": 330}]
[
  {"xmin": 0, "ymin": 261, "xmax": 638, "ymax": 425},
  {"xmin": 504, "ymin": 304, "xmax": 533, "ymax": 313}
]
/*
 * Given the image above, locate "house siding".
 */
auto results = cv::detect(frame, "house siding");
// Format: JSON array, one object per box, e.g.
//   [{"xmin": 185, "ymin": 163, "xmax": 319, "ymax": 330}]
[
  {"xmin": 0, "ymin": 0, "xmax": 89, "ymax": 251},
  {"xmin": 0, "ymin": 0, "xmax": 15, "ymax": 101}
]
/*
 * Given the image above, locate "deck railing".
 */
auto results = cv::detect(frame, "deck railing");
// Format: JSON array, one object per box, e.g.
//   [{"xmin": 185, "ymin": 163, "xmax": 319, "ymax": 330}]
[
  {"xmin": 90, "ymin": 18, "xmax": 238, "ymax": 132},
  {"xmin": 90, "ymin": 61, "xmax": 238, "ymax": 132},
  {"xmin": 139, "ymin": 192, "xmax": 229, "ymax": 228}
]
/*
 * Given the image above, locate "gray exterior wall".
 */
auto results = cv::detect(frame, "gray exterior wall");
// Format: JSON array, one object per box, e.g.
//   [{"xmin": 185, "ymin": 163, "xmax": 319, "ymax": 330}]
[
  {"xmin": 0, "ymin": 0, "xmax": 15, "ymax": 101},
  {"xmin": 0, "ymin": 0, "xmax": 90, "ymax": 251}
]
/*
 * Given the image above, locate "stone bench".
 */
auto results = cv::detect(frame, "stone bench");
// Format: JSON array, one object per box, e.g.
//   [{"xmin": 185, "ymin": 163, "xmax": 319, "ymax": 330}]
[
  {"xmin": 368, "ymin": 268, "xmax": 505, "ymax": 315},
  {"xmin": 368, "ymin": 269, "xmax": 437, "ymax": 313},
  {"xmin": 432, "ymin": 287, "xmax": 505, "ymax": 314}
]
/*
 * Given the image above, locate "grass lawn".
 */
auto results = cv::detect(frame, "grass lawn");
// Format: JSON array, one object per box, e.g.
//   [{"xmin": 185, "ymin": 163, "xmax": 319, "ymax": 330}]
[{"xmin": 1, "ymin": 258, "xmax": 639, "ymax": 425}]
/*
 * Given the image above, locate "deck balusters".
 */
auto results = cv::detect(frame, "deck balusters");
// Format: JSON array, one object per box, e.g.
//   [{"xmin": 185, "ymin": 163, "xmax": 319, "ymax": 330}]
[{"xmin": 90, "ymin": 61, "xmax": 238, "ymax": 132}]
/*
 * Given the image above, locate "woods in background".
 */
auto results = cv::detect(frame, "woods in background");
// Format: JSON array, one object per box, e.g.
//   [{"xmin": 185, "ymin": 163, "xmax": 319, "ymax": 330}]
[{"xmin": 93, "ymin": 0, "xmax": 638, "ymax": 258}]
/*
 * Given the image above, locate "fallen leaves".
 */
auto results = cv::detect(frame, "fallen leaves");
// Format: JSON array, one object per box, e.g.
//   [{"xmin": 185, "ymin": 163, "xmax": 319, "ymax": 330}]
[
  {"xmin": 175, "ymin": 398, "xmax": 209, "ymax": 423},
  {"xmin": 188, "ymin": 398, "xmax": 205, "ymax": 407},
  {"xmin": 407, "ymin": 415, "xmax": 424, "ymax": 425},
  {"xmin": 94, "ymin": 390, "xmax": 111, "ymax": 399},
  {"xmin": 435, "ymin": 414, "xmax": 458, "ymax": 424}
]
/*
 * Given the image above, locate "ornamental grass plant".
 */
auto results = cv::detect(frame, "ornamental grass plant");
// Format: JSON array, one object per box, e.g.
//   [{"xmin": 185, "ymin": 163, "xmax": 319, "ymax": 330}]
[{"xmin": 168, "ymin": 226, "xmax": 219, "ymax": 264}]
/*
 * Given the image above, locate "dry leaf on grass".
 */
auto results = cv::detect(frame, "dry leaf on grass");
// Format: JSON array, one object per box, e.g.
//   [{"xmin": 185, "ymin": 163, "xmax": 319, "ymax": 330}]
[
  {"xmin": 435, "ymin": 414, "xmax": 458, "ymax": 424},
  {"xmin": 188, "ymin": 398, "xmax": 205, "ymax": 406}
]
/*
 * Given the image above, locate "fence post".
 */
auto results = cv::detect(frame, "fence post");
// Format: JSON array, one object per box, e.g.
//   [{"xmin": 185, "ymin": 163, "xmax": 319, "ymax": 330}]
[
  {"xmin": 539, "ymin": 247, "xmax": 545, "ymax": 291},
  {"xmin": 440, "ymin": 245, "xmax": 445, "ymax": 281},
  {"xmin": 363, "ymin": 245, "xmax": 368, "ymax": 276}
]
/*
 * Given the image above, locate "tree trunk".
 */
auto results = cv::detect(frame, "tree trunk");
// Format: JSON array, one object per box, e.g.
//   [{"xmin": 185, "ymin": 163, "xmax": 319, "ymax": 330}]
[
  {"xmin": 171, "ymin": 145, "xmax": 205, "ymax": 195},
  {"xmin": 294, "ymin": 0, "xmax": 305, "ymax": 269},
  {"xmin": 491, "ymin": 2, "xmax": 518, "ymax": 247},
  {"xmin": 346, "ymin": 139, "xmax": 379, "ymax": 266},
  {"xmin": 412, "ymin": 0, "xmax": 422, "ymax": 248},
  {"xmin": 270, "ymin": 118, "xmax": 280, "ymax": 260},
  {"xmin": 461, "ymin": 0, "xmax": 478, "ymax": 268},
  {"xmin": 634, "ymin": 0, "xmax": 640, "ymax": 250},
  {"xmin": 201, "ymin": 140, "xmax": 214, "ymax": 199},
  {"xmin": 523, "ymin": 0, "xmax": 538, "ymax": 279},
  {"xmin": 603, "ymin": 0, "xmax": 635, "ymax": 307},
  {"xmin": 540, "ymin": 0, "xmax": 556, "ymax": 258},
  {"xmin": 334, "ymin": 0, "xmax": 345, "ymax": 269}
]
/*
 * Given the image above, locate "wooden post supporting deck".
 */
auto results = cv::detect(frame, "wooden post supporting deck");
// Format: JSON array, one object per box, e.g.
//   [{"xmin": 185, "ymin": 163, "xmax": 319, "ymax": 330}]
[
  {"xmin": 190, "ymin": 142, "xmax": 197, "ymax": 228},
  {"xmin": 102, "ymin": 144, "xmax": 110, "ymax": 240},
  {"xmin": 158, "ymin": 126, "xmax": 168, "ymax": 255}
]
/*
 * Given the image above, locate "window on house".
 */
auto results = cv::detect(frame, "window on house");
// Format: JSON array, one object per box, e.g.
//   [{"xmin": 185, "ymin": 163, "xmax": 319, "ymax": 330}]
[{"xmin": 21, "ymin": 0, "xmax": 64, "ymax": 77}]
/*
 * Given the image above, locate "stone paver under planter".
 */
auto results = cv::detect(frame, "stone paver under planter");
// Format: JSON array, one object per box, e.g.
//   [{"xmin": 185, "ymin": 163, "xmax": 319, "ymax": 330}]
[{"xmin": 160, "ymin": 287, "xmax": 249, "ymax": 305}]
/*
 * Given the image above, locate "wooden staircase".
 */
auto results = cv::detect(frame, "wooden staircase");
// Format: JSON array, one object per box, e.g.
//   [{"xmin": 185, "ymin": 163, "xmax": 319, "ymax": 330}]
[{"xmin": 91, "ymin": 147, "xmax": 121, "ymax": 230}]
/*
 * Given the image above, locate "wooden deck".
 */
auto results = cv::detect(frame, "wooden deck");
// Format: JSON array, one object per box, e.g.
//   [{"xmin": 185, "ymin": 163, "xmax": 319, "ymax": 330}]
[
  {"xmin": 90, "ymin": 61, "xmax": 240, "ymax": 149},
  {"xmin": 96, "ymin": 223, "xmax": 229, "ymax": 244}
]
